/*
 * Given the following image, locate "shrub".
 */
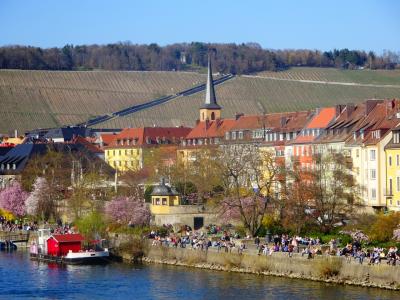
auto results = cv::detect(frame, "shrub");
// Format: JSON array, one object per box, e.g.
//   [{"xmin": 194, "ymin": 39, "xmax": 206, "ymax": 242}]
[
  {"xmin": 118, "ymin": 237, "xmax": 146, "ymax": 260},
  {"xmin": 75, "ymin": 211, "xmax": 107, "ymax": 241},
  {"xmin": 368, "ymin": 212, "xmax": 400, "ymax": 243}
]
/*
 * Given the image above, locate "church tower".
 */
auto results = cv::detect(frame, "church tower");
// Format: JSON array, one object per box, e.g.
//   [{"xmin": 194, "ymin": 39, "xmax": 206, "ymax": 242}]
[{"xmin": 199, "ymin": 54, "xmax": 221, "ymax": 122}]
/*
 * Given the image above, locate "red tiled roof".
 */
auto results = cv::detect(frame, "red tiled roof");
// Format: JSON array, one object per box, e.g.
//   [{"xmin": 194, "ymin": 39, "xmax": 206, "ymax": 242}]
[
  {"xmin": 51, "ymin": 234, "xmax": 84, "ymax": 243},
  {"xmin": 291, "ymin": 107, "xmax": 337, "ymax": 144},
  {"xmin": 186, "ymin": 119, "xmax": 236, "ymax": 139},
  {"xmin": 306, "ymin": 107, "xmax": 336, "ymax": 129},
  {"xmin": 230, "ymin": 111, "xmax": 311, "ymax": 133},
  {"xmin": 71, "ymin": 136, "xmax": 103, "ymax": 154},
  {"xmin": 100, "ymin": 134, "xmax": 117, "ymax": 146},
  {"xmin": 107, "ymin": 127, "xmax": 191, "ymax": 147}
]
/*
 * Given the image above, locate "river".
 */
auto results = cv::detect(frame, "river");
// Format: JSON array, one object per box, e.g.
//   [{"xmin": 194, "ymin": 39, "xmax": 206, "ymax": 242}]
[{"xmin": 0, "ymin": 251, "xmax": 398, "ymax": 299}]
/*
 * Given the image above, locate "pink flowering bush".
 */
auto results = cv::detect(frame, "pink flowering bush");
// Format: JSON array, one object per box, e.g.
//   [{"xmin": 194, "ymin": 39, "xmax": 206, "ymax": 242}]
[
  {"xmin": 0, "ymin": 181, "xmax": 28, "ymax": 217},
  {"xmin": 25, "ymin": 177, "xmax": 49, "ymax": 216},
  {"xmin": 105, "ymin": 196, "xmax": 150, "ymax": 226}
]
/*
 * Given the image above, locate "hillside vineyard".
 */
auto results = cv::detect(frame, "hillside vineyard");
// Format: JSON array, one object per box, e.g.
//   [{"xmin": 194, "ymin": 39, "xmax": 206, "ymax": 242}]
[{"xmin": 1, "ymin": 68, "xmax": 400, "ymax": 134}]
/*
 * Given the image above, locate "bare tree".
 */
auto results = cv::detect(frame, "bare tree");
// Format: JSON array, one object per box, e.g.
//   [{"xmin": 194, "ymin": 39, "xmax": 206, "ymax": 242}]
[{"xmin": 217, "ymin": 144, "xmax": 281, "ymax": 236}]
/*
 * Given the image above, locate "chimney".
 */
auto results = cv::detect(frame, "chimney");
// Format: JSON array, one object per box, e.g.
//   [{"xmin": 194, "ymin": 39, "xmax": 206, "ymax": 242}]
[
  {"xmin": 235, "ymin": 113, "xmax": 244, "ymax": 120},
  {"xmin": 335, "ymin": 105, "xmax": 344, "ymax": 117},
  {"xmin": 14, "ymin": 129, "xmax": 18, "ymax": 138},
  {"xmin": 365, "ymin": 99, "xmax": 383, "ymax": 116},
  {"xmin": 280, "ymin": 116, "xmax": 288, "ymax": 128},
  {"xmin": 346, "ymin": 103, "xmax": 355, "ymax": 118},
  {"xmin": 205, "ymin": 119, "xmax": 210, "ymax": 129}
]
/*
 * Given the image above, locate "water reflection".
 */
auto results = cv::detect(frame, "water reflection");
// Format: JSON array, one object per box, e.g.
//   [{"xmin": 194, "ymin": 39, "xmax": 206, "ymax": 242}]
[{"xmin": 0, "ymin": 251, "xmax": 397, "ymax": 300}]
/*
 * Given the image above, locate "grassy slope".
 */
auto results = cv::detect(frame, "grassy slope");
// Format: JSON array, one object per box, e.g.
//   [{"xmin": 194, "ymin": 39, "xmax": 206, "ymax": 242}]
[
  {"xmin": 1, "ymin": 68, "xmax": 400, "ymax": 133},
  {"xmin": 256, "ymin": 67, "xmax": 400, "ymax": 85},
  {"xmin": 94, "ymin": 74, "xmax": 400, "ymax": 129},
  {"xmin": 0, "ymin": 70, "xmax": 205, "ymax": 134}
]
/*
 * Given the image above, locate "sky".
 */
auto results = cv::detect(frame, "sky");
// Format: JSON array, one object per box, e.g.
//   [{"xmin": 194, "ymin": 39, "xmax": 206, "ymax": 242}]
[{"xmin": 0, "ymin": 0, "xmax": 399, "ymax": 53}]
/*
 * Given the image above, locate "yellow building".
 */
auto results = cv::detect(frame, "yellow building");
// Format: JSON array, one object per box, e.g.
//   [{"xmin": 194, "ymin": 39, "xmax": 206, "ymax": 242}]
[
  {"xmin": 149, "ymin": 179, "xmax": 216, "ymax": 229},
  {"xmin": 385, "ymin": 126, "xmax": 400, "ymax": 211},
  {"xmin": 105, "ymin": 147, "xmax": 142, "ymax": 172},
  {"xmin": 104, "ymin": 127, "xmax": 191, "ymax": 172},
  {"xmin": 150, "ymin": 178, "xmax": 181, "ymax": 215}
]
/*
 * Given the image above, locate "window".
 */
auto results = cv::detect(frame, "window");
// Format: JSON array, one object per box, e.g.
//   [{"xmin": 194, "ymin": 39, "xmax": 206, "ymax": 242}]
[
  {"xmin": 113, "ymin": 150, "xmax": 116, "ymax": 156},
  {"xmin": 155, "ymin": 198, "xmax": 160, "ymax": 205},
  {"xmin": 238, "ymin": 131, "xmax": 243, "ymax": 139},
  {"xmin": 397, "ymin": 155, "xmax": 399, "ymax": 166},
  {"xmin": 225, "ymin": 132, "xmax": 230, "ymax": 140},
  {"xmin": 389, "ymin": 178, "xmax": 393, "ymax": 195},
  {"xmin": 125, "ymin": 150, "xmax": 129, "ymax": 155},
  {"xmin": 372, "ymin": 130, "xmax": 380, "ymax": 139},
  {"xmin": 394, "ymin": 132, "xmax": 400, "ymax": 144},
  {"xmin": 370, "ymin": 149, "xmax": 376, "ymax": 161},
  {"xmin": 397, "ymin": 177, "xmax": 400, "ymax": 192},
  {"xmin": 162, "ymin": 198, "xmax": 167, "ymax": 205},
  {"xmin": 371, "ymin": 188, "xmax": 376, "ymax": 199},
  {"xmin": 356, "ymin": 149, "xmax": 359, "ymax": 158},
  {"xmin": 231, "ymin": 132, "xmax": 236, "ymax": 140},
  {"xmin": 398, "ymin": 200, "xmax": 400, "ymax": 206},
  {"xmin": 119, "ymin": 150, "xmax": 121, "ymax": 155},
  {"xmin": 371, "ymin": 169, "xmax": 376, "ymax": 180},
  {"xmin": 389, "ymin": 156, "xmax": 392, "ymax": 166}
]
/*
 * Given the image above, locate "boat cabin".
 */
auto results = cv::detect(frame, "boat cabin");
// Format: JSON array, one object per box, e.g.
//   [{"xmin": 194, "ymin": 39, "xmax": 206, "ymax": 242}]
[{"xmin": 47, "ymin": 234, "xmax": 84, "ymax": 257}]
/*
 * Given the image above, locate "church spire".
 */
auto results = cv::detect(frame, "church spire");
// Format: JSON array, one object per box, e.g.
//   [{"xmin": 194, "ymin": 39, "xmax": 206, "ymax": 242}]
[{"xmin": 201, "ymin": 53, "xmax": 221, "ymax": 110}]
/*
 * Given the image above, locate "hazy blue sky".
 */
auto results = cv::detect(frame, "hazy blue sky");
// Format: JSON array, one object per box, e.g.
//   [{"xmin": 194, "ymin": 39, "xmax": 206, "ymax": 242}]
[{"xmin": 0, "ymin": 0, "xmax": 399, "ymax": 53}]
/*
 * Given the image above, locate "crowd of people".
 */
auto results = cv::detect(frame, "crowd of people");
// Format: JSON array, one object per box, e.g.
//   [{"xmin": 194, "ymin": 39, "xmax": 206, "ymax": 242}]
[
  {"xmin": 149, "ymin": 226, "xmax": 400, "ymax": 266},
  {"xmin": 0, "ymin": 215, "xmax": 38, "ymax": 231}
]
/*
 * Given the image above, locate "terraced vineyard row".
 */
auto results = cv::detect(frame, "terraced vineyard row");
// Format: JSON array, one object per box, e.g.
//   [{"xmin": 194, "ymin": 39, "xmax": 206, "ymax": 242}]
[
  {"xmin": 257, "ymin": 67, "xmax": 400, "ymax": 85},
  {"xmin": 0, "ymin": 70, "xmax": 205, "ymax": 134},
  {"xmin": 93, "ymin": 75, "xmax": 400, "ymax": 129},
  {"xmin": 2, "ymin": 69, "xmax": 400, "ymax": 134}
]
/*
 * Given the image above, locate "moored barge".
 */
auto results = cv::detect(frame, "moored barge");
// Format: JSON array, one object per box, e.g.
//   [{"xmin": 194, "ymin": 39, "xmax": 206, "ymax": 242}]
[{"xmin": 30, "ymin": 229, "xmax": 109, "ymax": 265}]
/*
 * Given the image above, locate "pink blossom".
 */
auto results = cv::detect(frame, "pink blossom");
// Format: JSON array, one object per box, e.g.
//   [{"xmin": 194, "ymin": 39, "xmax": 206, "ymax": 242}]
[
  {"xmin": 105, "ymin": 196, "xmax": 150, "ymax": 226},
  {"xmin": 26, "ymin": 177, "xmax": 48, "ymax": 216},
  {"xmin": 0, "ymin": 181, "xmax": 28, "ymax": 217}
]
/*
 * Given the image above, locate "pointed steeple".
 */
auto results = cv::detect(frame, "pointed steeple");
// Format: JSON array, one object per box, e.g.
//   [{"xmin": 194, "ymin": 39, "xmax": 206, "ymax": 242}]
[{"xmin": 201, "ymin": 53, "xmax": 221, "ymax": 110}]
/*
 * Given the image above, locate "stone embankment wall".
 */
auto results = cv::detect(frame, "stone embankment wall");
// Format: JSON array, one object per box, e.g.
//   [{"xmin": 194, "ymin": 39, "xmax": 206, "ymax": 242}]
[{"xmin": 140, "ymin": 245, "xmax": 400, "ymax": 290}]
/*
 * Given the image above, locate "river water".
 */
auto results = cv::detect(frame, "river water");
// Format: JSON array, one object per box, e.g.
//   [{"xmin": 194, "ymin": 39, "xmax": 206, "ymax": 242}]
[{"xmin": 0, "ymin": 251, "xmax": 398, "ymax": 299}]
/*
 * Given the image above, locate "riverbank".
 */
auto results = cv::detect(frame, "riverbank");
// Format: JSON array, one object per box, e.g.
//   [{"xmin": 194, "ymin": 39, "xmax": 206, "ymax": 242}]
[{"xmin": 120, "ymin": 243, "xmax": 400, "ymax": 291}]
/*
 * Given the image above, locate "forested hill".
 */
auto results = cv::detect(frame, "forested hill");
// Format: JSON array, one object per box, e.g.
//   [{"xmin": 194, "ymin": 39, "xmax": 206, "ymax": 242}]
[{"xmin": 0, "ymin": 42, "xmax": 398, "ymax": 74}]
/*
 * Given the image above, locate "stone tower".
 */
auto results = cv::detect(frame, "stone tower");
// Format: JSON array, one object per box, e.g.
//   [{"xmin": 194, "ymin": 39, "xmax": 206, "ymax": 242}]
[{"xmin": 199, "ymin": 54, "xmax": 221, "ymax": 122}]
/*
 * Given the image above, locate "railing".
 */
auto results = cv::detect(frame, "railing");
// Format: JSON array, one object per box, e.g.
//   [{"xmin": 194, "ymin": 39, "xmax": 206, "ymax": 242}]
[{"xmin": 0, "ymin": 230, "xmax": 30, "ymax": 243}]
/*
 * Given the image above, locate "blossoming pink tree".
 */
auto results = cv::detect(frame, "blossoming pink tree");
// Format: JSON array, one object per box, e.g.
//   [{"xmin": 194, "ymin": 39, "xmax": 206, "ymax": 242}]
[
  {"xmin": 105, "ymin": 196, "xmax": 150, "ymax": 226},
  {"xmin": 25, "ymin": 177, "xmax": 49, "ymax": 217},
  {"xmin": 0, "ymin": 181, "xmax": 28, "ymax": 217}
]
